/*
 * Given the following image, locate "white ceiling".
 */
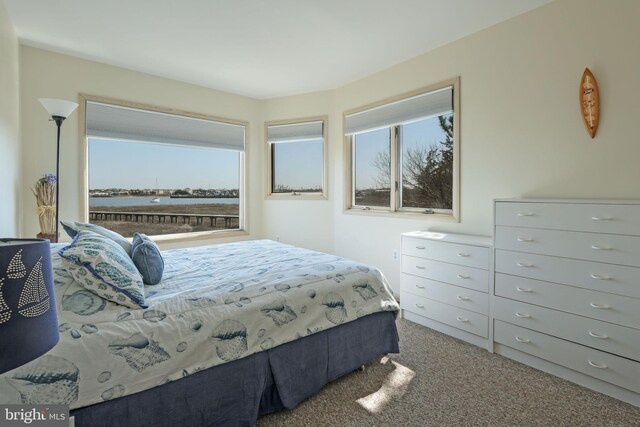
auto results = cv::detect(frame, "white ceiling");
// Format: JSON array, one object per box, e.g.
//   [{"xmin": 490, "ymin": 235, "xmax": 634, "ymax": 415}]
[{"xmin": 3, "ymin": 0, "xmax": 552, "ymax": 99}]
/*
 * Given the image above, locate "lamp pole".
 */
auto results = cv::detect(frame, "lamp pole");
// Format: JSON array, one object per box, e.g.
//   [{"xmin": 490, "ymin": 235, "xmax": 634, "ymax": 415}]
[{"xmin": 52, "ymin": 115, "xmax": 65, "ymax": 243}]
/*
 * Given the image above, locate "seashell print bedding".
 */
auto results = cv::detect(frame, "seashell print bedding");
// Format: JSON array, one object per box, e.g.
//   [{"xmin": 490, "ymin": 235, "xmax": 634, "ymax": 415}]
[{"xmin": 0, "ymin": 240, "xmax": 399, "ymax": 409}]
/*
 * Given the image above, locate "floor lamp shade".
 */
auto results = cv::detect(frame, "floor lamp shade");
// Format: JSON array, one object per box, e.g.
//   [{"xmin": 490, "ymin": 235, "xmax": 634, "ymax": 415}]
[
  {"xmin": 0, "ymin": 239, "xmax": 59, "ymax": 374},
  {"xmin": 38, "ymin": 98, "xmax": 79, "ymax": 119}
]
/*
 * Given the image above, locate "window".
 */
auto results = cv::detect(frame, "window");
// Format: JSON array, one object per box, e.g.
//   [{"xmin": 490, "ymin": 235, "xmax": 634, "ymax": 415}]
[
  {"xmin": 266, "ymin": 117, "xmax": 327, "ymax": 198},
  {"xmin": 84, "ymin": 97, "xmax": 246, "ymax": 238},
  {"xmin": 345, "ymin": 79, "xmax": 459, "ymax": 219}
]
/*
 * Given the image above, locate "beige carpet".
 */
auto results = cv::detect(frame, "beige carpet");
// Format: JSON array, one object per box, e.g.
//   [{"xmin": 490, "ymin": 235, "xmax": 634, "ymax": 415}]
[{"xmin": 257, "ymin": 319, "xmax": 640, "ymax": 427}]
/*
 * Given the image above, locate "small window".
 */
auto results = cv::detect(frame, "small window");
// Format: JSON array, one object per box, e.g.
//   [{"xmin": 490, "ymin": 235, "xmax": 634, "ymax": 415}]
[
  {"xmin": 266, "ymin": 117, "xmax": 328, "ymax": 198},
  {"xmin": 344, "ymin": 79, "xmax": 459, "ymax": 219},
  {"xmin": 84, "ymin": 98, "xmax": 246, "ymax": 238}
]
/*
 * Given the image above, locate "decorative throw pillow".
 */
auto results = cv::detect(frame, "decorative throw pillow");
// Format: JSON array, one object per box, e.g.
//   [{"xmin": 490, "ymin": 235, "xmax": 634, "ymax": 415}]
[
  {"xmin": 60, "ymin": 220, "xmax": 132, "ymax": 255},
  {"xmin": 131, "ymin": 233, "xmax": 164, "ymax": 285},
  {"xmin": 58, "ymin": 230, "xmax": 147, "ymax": 309}
]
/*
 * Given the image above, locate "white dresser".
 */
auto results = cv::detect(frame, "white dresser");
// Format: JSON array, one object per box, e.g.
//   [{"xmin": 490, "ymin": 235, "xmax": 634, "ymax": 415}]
[
  {"xmin": 493, "ymin": 199, "xmax": 640, "ymax": 406},
  {"xmin": 400, "ymin": 231, "xmax": 492, "ymax": 349}
]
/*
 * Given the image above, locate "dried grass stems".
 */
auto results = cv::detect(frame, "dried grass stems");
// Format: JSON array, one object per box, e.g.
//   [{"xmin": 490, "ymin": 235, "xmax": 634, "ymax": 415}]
[{"xmin": 32, "ymin": 174, "xmax": 57, "ymax": 235}]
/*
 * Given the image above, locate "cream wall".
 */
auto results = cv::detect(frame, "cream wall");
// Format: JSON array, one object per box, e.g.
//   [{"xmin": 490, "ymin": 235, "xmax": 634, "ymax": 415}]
[
  {"xmin": 19, "ymin": 46, "xmax": 263, "ymax": 248},
  {"xmin": 0, "ymin": 3, "xmax": 20, "ymax": 236},
  {"xmin": 260, "ymin": 91, "xmax": 335, "ymax": 253},
  {"xmin": 328, "ymin": 0, "xmax": 640, "ymax": 293}
]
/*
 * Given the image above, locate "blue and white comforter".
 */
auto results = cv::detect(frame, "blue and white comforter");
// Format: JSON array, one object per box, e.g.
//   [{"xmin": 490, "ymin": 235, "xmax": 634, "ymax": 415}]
[{"xmin": 0, "ymin": 240, "xmax": 399, "ymax": 409}]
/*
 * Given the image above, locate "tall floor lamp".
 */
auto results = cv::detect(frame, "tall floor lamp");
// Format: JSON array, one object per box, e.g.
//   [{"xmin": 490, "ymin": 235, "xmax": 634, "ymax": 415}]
[{"xmin": 38, "ymin": 98, "xmax": 79, "ymax": 243}]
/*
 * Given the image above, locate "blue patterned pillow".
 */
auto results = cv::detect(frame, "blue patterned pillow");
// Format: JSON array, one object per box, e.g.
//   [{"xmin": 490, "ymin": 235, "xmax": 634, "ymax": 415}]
[
  {"xmin": 61, "ymin": 220, "xmax": 132, "ymax": 255},
  {"xmin": 131, "ymin": 233, "xmax": 164, "ymax": 285},
  {"xmin": 58, "ymin": 230, "xmax": 146, "ymax": 309}
]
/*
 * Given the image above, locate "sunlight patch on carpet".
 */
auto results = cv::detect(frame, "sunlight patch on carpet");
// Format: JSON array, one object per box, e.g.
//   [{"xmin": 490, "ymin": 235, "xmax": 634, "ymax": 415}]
[{"xmin": 356, "ymin": 358, "xmax": 415, "ymax": 413}]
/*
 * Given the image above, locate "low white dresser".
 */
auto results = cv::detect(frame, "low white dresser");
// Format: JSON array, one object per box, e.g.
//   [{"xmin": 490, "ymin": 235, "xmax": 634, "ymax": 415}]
[
  {"xmin": 400, "ymin": 231, "xmax": 492, "ymax": 349},
  {"xmin": 493, "ymin": 199, "xmax": 640, "ymax": 406}
]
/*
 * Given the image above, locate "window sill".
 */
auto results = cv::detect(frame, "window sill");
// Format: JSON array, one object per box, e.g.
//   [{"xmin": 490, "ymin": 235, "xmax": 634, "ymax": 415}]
[
  {"xmin": 343, "ymin": 208, "xmax": 458, "ymax": 222},
  {"xmin": 266, "ymin": 193, "xmax": 327, "ymax": 201},
  {"xmin": 150, "ymin": 229, "xmax": 249, "ymax": 244}
]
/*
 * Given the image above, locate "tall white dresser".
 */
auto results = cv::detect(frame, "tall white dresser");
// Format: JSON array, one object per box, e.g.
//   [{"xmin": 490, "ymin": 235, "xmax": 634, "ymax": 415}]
[
  {"xmin": 493, "ymin": 199, "xmax": 640, "ymax": 406},
  {"xmin": 400, "ymin": 231, "xmax": 492, "ymax": 349}
]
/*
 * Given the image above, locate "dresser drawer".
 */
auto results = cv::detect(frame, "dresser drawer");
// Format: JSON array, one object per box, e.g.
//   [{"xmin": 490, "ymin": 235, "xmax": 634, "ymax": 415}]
[
  {"xmin": 495, "ymin": 226, "xmax": 640, "ymax": 267},
  {"xmin": 401, "ymin": 274, "xmax": 488, "ymax": 315},
  {"xmin": 495, "ymin": 273, "xmax": 640, "ymax": 329},
  {"xmin": 494, "ymin": 320, "xmax": 640, "ymax": 394},
  {"xmin": 401, "ymin": 291, "xmax": 488, "ymax": 338},
  {"xmin": 494, "ymin": 297, "xmax": 640, "ymax": 362},
  {"xmin": 402, "ymin": 236, "xmax": 489, "ymax": 269},
  {"xmin": 495, "ymin": 201, "xmax": 640, "ymax": 236},
  {"xmin": 402, "ymin": 256, "xmax": 489, "ymax": 292},
  {"xmin": 495, "ymin": 249, "xmax": 640, "ymax": 299}
]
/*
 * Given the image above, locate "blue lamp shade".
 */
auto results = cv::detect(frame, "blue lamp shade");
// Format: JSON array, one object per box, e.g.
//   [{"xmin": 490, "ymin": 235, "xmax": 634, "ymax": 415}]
[{"xmin": 0, "ymin": 239, "xmax": 59, "ymax": 374}]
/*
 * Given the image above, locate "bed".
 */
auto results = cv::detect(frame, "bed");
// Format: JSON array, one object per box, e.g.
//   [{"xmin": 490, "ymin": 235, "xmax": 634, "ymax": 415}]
[{"xmin": 0, "ymin": 239, "xmax": 399, "ymax": 426}]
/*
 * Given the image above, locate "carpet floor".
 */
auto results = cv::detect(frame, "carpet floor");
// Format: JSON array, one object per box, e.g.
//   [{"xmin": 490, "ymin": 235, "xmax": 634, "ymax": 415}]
[{"xmin": 257, "ymin": 319, "xmax": 640, "ymax": 427}]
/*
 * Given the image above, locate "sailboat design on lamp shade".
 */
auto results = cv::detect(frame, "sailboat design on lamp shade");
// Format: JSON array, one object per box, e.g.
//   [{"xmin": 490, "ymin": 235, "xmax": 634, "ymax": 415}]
[
  {"xmin": 0, "ymin": 238, "xmax": 59, "ymax": 374},
  {"xmin": 0, "ymin": 278, "xmax": 11, "ymax": 324},
  {"xmin": 6, "ymin": 249, "xmax": 26, "ymax": 279},
  {"xmin": 17, "ymin": 257, "xmax": 51, "ymax": 318}
]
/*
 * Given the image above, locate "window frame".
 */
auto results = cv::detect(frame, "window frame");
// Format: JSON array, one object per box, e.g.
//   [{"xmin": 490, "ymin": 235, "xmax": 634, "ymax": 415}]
[
  {"xmin": 343, "ymin": 78, "xmax": 460, "ymax": 222},
  {"xmin": 79, "ymin": 93, "xmax": 249, "ymax": 242},
  {"xmin": 264, "ymin": 115, "xmax": 328, "ymax": 200}
]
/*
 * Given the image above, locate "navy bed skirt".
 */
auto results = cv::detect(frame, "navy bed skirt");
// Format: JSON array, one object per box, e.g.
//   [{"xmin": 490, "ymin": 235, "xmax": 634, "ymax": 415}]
[{"xmin": 71, "ymin": 311, "xmax": 399, "ymax": 427}]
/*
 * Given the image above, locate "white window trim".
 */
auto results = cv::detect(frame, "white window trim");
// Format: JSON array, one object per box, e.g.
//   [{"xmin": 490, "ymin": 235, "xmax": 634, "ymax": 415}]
[
  {"xmin": 79, "ymin": 93, "xmax": 250, "ymax": 241},
  {"xmin": 265, "ymin": 115, "xmax": 328, "ymax": 200},
  {"xmin": 342, "ymin": 78, "xmax": 460, "ymax": 221}
]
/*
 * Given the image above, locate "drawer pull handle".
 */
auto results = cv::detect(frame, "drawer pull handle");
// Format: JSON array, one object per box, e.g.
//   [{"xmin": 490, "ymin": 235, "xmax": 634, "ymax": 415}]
[
  {"xmin": 415, "ymin": 284, "xmax": 425, "ymax": 289},
  {"xmin": 456, "ymin": 295, "xmax": 469, "ymax": 301},
  {"xmin": 588, "ymin": 360, "xmax": 608, "ymax": 369},
  {"xmin": 415, "ymin": 245, "xmax": 426, "ymax": 250},
  {"xmin": 516, "ymin": 237, "xmax": 534, "ymax": 242},
  {"xmin": 516, "ymin": 287, "xmax": 533, "ymax": 293},
  {"xmin": 415, "ymin": 303, "xmax": 425, "ymax": 309},
  {"xmin": 516, "ymin": 262, "xmax": 533, "ymax": 268},
  {"xmin": 591, "ymin": 244, "xmax": 612, "ymax": 251},
  {"xmin": 590, "ymin": 274, "xmax": 611, "ymax": 280},
  {"xmin": 456, "ymin": 316, "xmax": 469, "ymax": 322},
  {"xmin": 591, "ymin": 216, "xmax": 613, "ymax": 221},
  {"xmin": 515, "ymin": 312, "xmax": 531, "ymax": 318},
  {"xmin": 457, "ymin": 252, "xmax": 470, "ymax": 257},
  {"xmin": 517, "ymin": 212, "xmax": 534, "ymax": 217},
  {"xmin": 457, "ymin": 274, "xmax": 470, "ymax": 279},
  {"xmin": 515, "ymin": 336, "xmax": 531, "ymax": 343},
  {"xmin": 415, "ymin": 265, "xmax": 426, "ymax": 270},
  {"xmin": 588, "ymin": 331, "xmax": 609, "ymax": 339},
  {"xmin": 589, "ymin": 302, "xmax": 610, "ymax": 309}
]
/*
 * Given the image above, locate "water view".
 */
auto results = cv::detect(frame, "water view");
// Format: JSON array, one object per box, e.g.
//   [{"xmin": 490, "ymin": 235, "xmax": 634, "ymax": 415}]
[{"xmin": 89, "ymin": 196, "xmax": 239, "ymax": 208}]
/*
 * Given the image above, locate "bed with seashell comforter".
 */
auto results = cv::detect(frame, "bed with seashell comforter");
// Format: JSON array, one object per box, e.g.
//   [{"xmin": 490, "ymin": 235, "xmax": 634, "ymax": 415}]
[{"xmin": 0, "ymin": 239, "xmax": 399, "ymax": 425}]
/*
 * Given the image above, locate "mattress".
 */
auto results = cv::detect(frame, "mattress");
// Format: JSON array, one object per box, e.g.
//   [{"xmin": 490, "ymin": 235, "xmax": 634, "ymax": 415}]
[{"xmin": 0, "ymin": 239, "xmax": 399, "ymax": 409}]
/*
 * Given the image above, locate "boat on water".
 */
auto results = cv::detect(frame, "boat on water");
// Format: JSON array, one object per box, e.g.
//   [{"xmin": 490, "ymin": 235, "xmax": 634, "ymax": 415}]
[{"xmin": 150, "ymin": 178, "xmax": 160, "ymax": 203}]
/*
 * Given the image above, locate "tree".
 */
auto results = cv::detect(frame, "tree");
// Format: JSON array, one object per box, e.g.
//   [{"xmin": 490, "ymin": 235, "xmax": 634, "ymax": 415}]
[{"xmin": 371, "ymin": 114, "xmax": 453, "ymax": 209}]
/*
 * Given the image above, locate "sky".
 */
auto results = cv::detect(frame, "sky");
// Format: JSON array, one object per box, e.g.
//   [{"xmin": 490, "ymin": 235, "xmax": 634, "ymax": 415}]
[
  {"xmin": 89, "ymin": 138, "xmax": 240, "ymax": 189},
  {"xmin": 272, "ymin": 139, "xmax": 323, "ymax": 190},
  {"xmin": 89, "ymin": 115, "xmax": 449, "ymax": 191}
]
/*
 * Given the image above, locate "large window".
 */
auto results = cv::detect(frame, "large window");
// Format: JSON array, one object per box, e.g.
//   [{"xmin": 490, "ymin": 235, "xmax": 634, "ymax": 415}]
[
  {"xmin": 266, "ymin": 117, "xmax": 327, "ymax": 198},
  {"xmin": 345, "ymin": 79, "xmax": 459, "ymax": 218},
  {"xmin": 84, "ymin": 98, "xmax": 246, "ymax": 238}
]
